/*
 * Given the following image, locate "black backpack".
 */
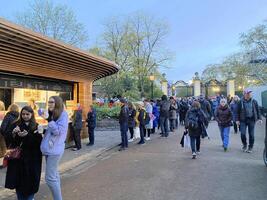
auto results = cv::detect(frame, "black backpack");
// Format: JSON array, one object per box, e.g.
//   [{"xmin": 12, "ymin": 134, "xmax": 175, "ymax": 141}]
[{"xmin": 187, "ymin": 111, "xmax": 199, "ymax": 130}]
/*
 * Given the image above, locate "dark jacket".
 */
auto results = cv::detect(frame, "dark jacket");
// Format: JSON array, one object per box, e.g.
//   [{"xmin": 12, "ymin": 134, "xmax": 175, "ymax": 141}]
[
  {"xmin": 72, "ymin": 109, "xmax": 83, "ymax": 130},
  {"xmin": 5, "ymin": 122, "xmax": 42, "ymax": 196},
  {"xmin": 138, "ymin": 108, "xmax": 146, "ymax": 127},
  {"xmin": 237, "ymin": 98, "xmax": 262, "ymax": 122},
  {"xmin": 86, "ymin": 109, "xmax": 96, "ymax": 129},
  {"xmin": 215, "ymin": 105, "xmax": 232, "ymax": 127},
  {"xmin": 0, "ymin": 111, "xmax": 19, "ymax": 147},
  {"xmin": 230, "ymin": 101, "xmax": 239, "ymax": 122},
  {"xmin": 128, "ymin": 108, "xmax": 136, "ymax": 128},
  {"xmin": 119, "ymin": 105, "xmax": 129, "ymax": 124},
  {"xmin": 160, "ymin": 100, "xmax": 171, "ymax": 118},
  {"xmin": 199, "ymin": 99, "xmax": 212, "ymax": 120},
  {"xmin": 185, "ymin": 108, "xmax": 208, "ymax": 137},
  {"xmin": 152, "ymin": 105, "xmax": 159, "ymax": 128}
]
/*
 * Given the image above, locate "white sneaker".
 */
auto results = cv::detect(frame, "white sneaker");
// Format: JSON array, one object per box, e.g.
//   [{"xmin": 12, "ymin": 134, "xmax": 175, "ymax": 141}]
[
  {"xmin": 128, "ymin": 138, "xmax": 134, "ymax": 142},
  {"xmin": 192, "ymin": 152, "xmax": 197, "ymax": 159},
  {"xmin": 145, "ymin": 137, "xmax": 151, "ymax": 141},
  {"xmin": 196, "ymin": 151, "xmax": 200, "ymax": 155}
]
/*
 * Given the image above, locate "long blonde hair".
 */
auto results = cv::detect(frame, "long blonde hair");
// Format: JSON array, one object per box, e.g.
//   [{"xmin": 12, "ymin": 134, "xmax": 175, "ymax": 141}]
[{"xmin": 7, "ymin": 104, "xmax": 19, "ymax": 113}]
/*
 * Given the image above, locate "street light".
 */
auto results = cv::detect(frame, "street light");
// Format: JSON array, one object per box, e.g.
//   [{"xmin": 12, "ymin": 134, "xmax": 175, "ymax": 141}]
[{"xmin": 149, "ymin": 75, "xmax": 155, "ymax": 99}]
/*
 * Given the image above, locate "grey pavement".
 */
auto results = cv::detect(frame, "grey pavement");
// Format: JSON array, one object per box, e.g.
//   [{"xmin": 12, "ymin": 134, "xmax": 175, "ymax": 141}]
[
  {"xmin": 0, "ymin": 130, "xmax": 121, "ymax": 199},
  {"xmin": 35, "ymin": 120, "xmax": 267, "ymax": 200}
]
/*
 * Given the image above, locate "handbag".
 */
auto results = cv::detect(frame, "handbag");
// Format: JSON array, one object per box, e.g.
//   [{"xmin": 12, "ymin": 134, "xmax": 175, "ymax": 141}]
[{"xmin": 2, "ymin": 143, "xmax": 22, "ymax": 168}]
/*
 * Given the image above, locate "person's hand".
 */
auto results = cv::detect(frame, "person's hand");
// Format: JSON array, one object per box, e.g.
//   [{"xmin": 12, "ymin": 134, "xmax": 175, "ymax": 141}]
[
  {"xmin": 236, "ymin": 121, "xmax": 240, "ymax": 126},
  {"xmin": 18, "ymin": 130, "xmax": 28, "ymax": 137},
  {"xmin": 13, "ymin": 126, "xmax": 20, "ymax": 133},
  {"xmin": 258, "ymin": 120, "xmax": 263, "ymax": 125}
]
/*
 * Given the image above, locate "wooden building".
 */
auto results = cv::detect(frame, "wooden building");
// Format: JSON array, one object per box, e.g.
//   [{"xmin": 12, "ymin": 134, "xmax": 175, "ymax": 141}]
[{"xmin": 0, "ymin": 18, "xmax": 118, "ymax": 156}]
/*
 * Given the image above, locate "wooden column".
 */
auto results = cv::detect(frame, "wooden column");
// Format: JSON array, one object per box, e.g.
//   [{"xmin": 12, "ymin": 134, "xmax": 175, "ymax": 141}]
[{"xmin": 77, "ymin": 81, "xmax": 93, "ymax": 139}]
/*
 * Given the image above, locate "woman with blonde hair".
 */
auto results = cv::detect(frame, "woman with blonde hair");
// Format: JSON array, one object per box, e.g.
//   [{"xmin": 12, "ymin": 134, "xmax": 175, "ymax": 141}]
[{"xmin": 1, "ymin": 104, "xmax": 20, "ymax": 147}]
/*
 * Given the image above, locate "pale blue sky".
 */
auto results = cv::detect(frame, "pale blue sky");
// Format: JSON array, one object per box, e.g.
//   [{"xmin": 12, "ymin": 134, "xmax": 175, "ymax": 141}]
[{"xmin": 1, "ymin": 0, "xmax": 267, "ymax": 82}]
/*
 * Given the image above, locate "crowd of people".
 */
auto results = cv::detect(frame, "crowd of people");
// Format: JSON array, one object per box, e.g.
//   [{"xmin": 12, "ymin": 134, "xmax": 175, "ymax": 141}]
[
  {"xmin": 0, "ymin": 88, "xmax": 263, "ymax": 199},
  {"xmin": 117, "ymin": 89, "xmax": 263, "ymax": 159}
]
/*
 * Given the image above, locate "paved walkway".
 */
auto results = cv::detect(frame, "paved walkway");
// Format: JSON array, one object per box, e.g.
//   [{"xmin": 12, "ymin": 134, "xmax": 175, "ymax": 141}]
[{"xmin": 0, "ymin": 130, "xmax": 121, "ymax": 199}]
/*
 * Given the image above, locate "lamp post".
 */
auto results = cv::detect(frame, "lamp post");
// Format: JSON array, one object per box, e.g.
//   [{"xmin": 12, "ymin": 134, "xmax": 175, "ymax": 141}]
[{"xmin": 149, "ymin": 74, "xmax": 155, "ymax": 99}]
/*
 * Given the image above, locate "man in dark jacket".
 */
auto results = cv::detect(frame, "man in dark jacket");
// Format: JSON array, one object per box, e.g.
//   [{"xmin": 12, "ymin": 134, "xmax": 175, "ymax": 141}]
[
  {"xmin": 237, "ymin": 89, "xmax": 262, "ymax": 153},
  {"xmin": 71, "ymin": 104, "xmax": 83, "ymax": 151},
  {"xmin": 199, "ymin": 94, "xmax": 212, "ymax": 121},
  {"xmin": 86, "ymin": 105, "xmax": 96, "ymax": 146},
  {"xmin": 160, "ymin": 95, "xmax": 171, "ymax": 137},
  {"xmin": 119, "ymin": 98, "xmax": 129, "ymax": 151}
]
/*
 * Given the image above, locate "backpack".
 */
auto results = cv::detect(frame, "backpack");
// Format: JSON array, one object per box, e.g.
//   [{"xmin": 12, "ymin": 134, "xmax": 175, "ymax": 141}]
[
  {"xmin": 187, "ymin": 111, "xmax": 199, "ymax": 130},
  {"xmin": 144, "ymin": 112, "xmax": 150, "ymax": 125}
]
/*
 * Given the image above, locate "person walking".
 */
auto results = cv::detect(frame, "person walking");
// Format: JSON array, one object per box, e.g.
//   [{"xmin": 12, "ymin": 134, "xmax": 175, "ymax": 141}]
[
  {"xmin": 215, "ymin": 99, "xmax": 233, "ymax": 151},
  {"xmin": 128, "ymin": 102, "xmax": 136, "ymax": 142},
  {"xmin": 71, "ymin": 104, "xmax": 83, "ymax": 151},
  {"xmin": 5, "ymin": 106, "xmax": 42, "ymax": 200},
  {"xmin": 179, "ymin": 98, "xmax": 189, "ymax": 125},
  {"xmin": 236, "ymin": 89, "xmax": 262, "ymax": 153},
  {"xmin": 199, "ymin": 94, "xmax": 212, "ymax": 122},
  {"xmin": 185, "ymin": 101, "xmax": 208, "ymax": 159},
  {"xmin": 86, "ymin": 105, "xmax": 96, "ymax": 146},
  {"xmin": 40, "ymin": 96, "xmax": 69, "ymax": 200},
  {"xmin": 118, "ymin": 98, "xmax": 129, "ymax": 151},
  {"xmin": 160, "ymin": 95, "xmax": 170, "ymax": 137},
  {"xmin": 230, "ymin": 95, "xmax": 240, "ymax": 134},
  {"xmin": 1, "ymin": 104, "xmax": 19, "ymax": 147},
  {"xmin": 169, "ymin": 97, "xmax": 178, "ymax": 132}
]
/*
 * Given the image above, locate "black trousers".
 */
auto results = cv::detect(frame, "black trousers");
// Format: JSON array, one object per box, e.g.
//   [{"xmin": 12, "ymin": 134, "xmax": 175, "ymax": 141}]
[
  {"xmin": 88, "ymin": 127, "xmax": 95, "ymax": 144},
  {"xmin": 73, "ymin": 128, "xmax": 82, "ymax": 149},
  {"xmin": 129, "ymin": 127, "xmax": 134, "ymax": 139}
]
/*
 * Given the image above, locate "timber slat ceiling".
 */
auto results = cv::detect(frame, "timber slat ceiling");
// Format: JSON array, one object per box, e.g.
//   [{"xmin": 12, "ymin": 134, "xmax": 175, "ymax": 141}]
[{"xmin": 0, "ymin": 18, "xmax": 118, "ymax": 82}]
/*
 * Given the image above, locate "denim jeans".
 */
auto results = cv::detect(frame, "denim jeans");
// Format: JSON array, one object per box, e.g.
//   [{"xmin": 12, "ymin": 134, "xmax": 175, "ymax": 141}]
[
  {"xmin": 120, "ymin": 123, "xmax": 128, "ymax": 148},
  {"xmin": 190, "ymin": 136, "xmax": 200, "ymax": 153},
  {"xmin": 240, "ymin": 120, "xmax": 256, "ymax": 148},
  {"xmin": 169, "ymin": 119, "xmax": 176, "ymax": 131},
  {"xmin": 219, "ymin": 126, "xmax": 230, "ymax": 148},
  {"xmin": 45, "ymin": 155, "xmax": 63, "ymax": 200},
  {"xmin": 160, "ymin": 117, "xmax": 169, "ymax": 137},
  {"xmin": 16, "ymin": 191, "xmax": 34, "ymax": 200}
]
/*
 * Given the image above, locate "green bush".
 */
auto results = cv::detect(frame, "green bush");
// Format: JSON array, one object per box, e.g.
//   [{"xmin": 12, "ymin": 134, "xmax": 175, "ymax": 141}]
[{"xmin": 93, "ymin": 104, "xmax": 120, "ymax": 121}]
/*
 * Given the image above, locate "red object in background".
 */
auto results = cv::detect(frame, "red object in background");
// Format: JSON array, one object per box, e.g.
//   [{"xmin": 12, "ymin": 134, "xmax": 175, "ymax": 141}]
[{"xmin": 2, "ymin": 158, "xmax": 8, "ymax": 168}]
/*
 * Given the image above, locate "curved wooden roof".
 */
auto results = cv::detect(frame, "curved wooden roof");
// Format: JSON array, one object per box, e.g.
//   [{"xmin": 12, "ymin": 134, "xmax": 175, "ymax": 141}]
[{"xmin": 0, "ymin": 18, "xmax": 118, "ymax": 82}]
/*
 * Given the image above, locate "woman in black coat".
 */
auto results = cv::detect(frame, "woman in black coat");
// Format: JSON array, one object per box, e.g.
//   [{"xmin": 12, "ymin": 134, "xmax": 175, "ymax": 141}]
[
  {"xmin": 5, "ymin": 106, "xmax": 42, "ymax": 200},
  {"xmin": 128, "ymin": 102, "xmax": 136, "ymax": 142},
  {"xmin": 185, "ymin": 101, "xmax": 208, "ymax": 159},
  {"xmin": 0, "ymin": 104, "xmax": 20, "ymax": 147}
]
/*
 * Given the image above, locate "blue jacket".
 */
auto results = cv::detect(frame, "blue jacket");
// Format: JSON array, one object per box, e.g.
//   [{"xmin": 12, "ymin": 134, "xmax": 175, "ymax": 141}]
[
  {"xmin": 152, "ymin": 105, "xmax": 159, "ymax": 128},
  {"xmin": 40, "ymin": 110, "xmax": 69, "ymax": 156},
  {"xmin": 86, "ymin": 109, "xmax": 96, "ymax": 129}
]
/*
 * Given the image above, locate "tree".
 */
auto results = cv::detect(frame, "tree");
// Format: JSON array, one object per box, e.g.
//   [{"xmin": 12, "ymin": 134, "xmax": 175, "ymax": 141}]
[
  {"xmin": 92, "ymin": 12, "xmax": 171, "ymax": 99},
  {"xmin": 15, "ymin": 0, "xmax": 88, "ymax": 48}
]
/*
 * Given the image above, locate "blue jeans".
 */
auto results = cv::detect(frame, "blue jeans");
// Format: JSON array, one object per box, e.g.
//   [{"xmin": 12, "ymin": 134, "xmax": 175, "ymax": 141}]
[
  {"xmin": 45, "ymin": 155, "xmax": 63, "ymax": 200},
  {"xmin": 240, "ymin": 120, "xmax": 256, "ymax": 148},
  {"xmin": 16, "ymin": 191, "xmax": 34, "ymax": 200},
  {"xmin": 160, "ymin": 117, "xmax": 169, "ymax": 137},
  {"xmin": 219, "ymin": 126, "xmax": 230, "ymax": 148},
  {"xmin": 190, "ymin": 136, "xmax": 200, "ymax": 153},
  {"xmin": 120, "ymin": 123, "xmax": 128, "ymax": 148}
]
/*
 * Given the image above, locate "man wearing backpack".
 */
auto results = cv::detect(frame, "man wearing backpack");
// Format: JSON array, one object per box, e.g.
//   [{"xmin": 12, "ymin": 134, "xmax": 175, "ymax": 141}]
[
  {"xmin": 236, "ymin": 89, "xmax": 262, "ymax": 153},
  {"xmin": 185, "ymin": 101, "xmax": 208, "ymax": 159},
  {"xmin": 160, "ymin": 95, "xmax": 171, "ymax": 137}
]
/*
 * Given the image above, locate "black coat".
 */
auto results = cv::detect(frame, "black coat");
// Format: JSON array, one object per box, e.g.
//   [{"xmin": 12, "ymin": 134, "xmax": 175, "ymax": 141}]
[
  {"xmin": 237, "ymin": 98, "xmax": 261, "ymax": 122},
  {"xmin": 86, "ymin": 109, "xmax": 97, "ymax": 129},
  {"xmin": 72, "ymin": 110, "xmax": 83, "ymax": 130},
  {"xmin": 128, "ymin": 108, "xmax": 136, "ymax": 128},
  {"xmin": 185, "ymin": 108, "xmax": 208, "ymax": 137},
  {"xmin": 5, "ymin": 122, "xmax": 42, "ymax": 196},
  {"xmin": 0, "ymin": 111, "xmax": 19, "ymax": 147},
  {"xmin": 119, "ymin": 105, "xmax": 129, "ymax": 124},
  {"xmin": 215, "ymin": 105, "xmax": 232, "ymax": 127}
]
